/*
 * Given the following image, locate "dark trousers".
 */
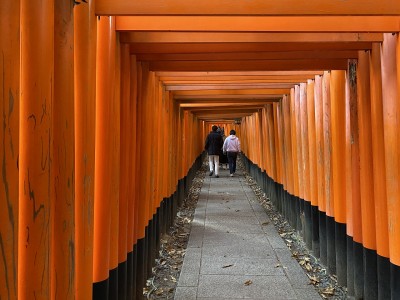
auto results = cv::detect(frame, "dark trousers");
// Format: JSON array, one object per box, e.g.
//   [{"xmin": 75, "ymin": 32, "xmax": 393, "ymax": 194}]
[{"xmin": 227, "ymin": 151, "xmax": 238, "ymax": 174}]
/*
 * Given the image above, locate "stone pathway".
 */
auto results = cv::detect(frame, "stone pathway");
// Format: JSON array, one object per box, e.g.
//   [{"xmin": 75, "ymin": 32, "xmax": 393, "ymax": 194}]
[{"xmin": 174, "ymin": 167, "xmax": 322, "ymax": 300}]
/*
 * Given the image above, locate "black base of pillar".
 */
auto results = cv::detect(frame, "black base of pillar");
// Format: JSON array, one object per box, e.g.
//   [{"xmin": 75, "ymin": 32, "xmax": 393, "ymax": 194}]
[
  {"xmin": 296, "ymin": 197, "xmax": 302, "ymax": 233},
  {"xmin": 377, "ymin": 255, "xmax": 391, "ymax": 300},
  {"xmin": 109, "ymin": 266, "xmax": 118, "ymax": 300},
  {"xmin": 364, "ymin": 248, "xmax": 378, "ymax": 300},
  {"xmin": 93, "ymin": 278, "xmax": 109, "ymax": 300},
  {"xmin": 135, "ymin": 238, "xmax": 145, "ymax": 299},
  {"xmin": 319, "ymin": 211, "xmax": 327, "ymax": 266},
  {"xmin": 311, "ymin": 205, "xmax": 320, "ymax": 257},
  {"xmin": 391, "ymin": 262, "xmax": 400, "ymax": 300},
  {"xmin": 347, "ymin": 236, "xmax": 355, "ymax": 297},
  {"xmin": 354, "ymin": 241, "xmax": 364, "ymax": 299},
  {"xmin": 326, "ymin": 215, "xmax": 336, "ymax": 274},
  {"xmin": 304, "ymin": 201, "xmax": 312, "ymax": 250},
  {"xmin": 127, "ymin": 250, "xmax": 134, "ymax": 300},
  {"xmin": 118, "ymin": 260, "xmax": 127, "ymax": 300},
  {"xmin": 132, "ymin": 244, "xmax": 137, "ymax": 300},
  {"xmin": 335, "ymin": 222, "xmax": 347, "ymax": 286}
]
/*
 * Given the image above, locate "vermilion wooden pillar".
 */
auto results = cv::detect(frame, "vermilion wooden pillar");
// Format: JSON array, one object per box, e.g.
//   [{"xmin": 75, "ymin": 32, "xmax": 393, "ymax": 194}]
[
  {"xmin": 19, "ymin": 0, "xmax": 53, "ymax": 298},
  {"xmin": 261, "ymin": 108, "xmax": 270, "ymax": 176},
  {"xmin": 322, "ymin": 71, "xmax": 336, "ymax": 275},
  {"xmin": 0, "ymin": 1, "xmax": 20, "ymax": 299},
  {"xmin": 381, "ymin": 32, "xmax": 400, "ymax": 299},
  {"xmin": 369, "ymin": 43, "xmax": 391, "ymax": 300},
  {"xmin": 93, "ymin": 16, "xmax": 115, "ymax": 299},
  {"xmin": 314, "ymin": 75, "xmax": 326, "ymax": 263},
  {"xmin": 267, "ymin": 105, "xmax": 277, "ymax": 181},
  {"xmin": 330, "ymin": 70, "xmax": 347, "ymax": 287},
  {"xmin": 74, "ymin": 1, "xmax": 96, "ymax": 299},
  {"xmin": 135, "ymin": 62, "xmax": 148, "ymax": 298},
  {"xmin": 277, "ymin": 102, "xmax": 287, "ymax": 212},
  {"xmin": 300, "ymin": 82, "xmax": 312, "ymax": 249},
  {"xmin": 289, "ymin": 88, "xmax": 300, "ymax": 230},
  {"xmin": 307, "ymin": 79, "xmax": 320, "ymax": 256},
  {"xmin": 51, "ymin": 0, "xmax": 75, "ymax": 298},
  {"xmin": 118, "ymin": 44, "xmax": 130, "ymax": 300},
  {"xmin": 127, "ymin": 54, "xmax": 138, "ymax": 300},
  {"xmin": 273, "ymin": 103, "xmax": 282, "ymax": 211},
  {"xmin": 357, "ymin": 50, "xmax": 378, "ymax": 299},
  {"xmin": 294, "ymin": 85, "xmax": 303, "ymax": 206},
  {"xmin": 273, "ymin": 104, "xmax": 282, "ymax": 189},
  {"xmin": 282, "ymin": 95, "xmax": 294, "ymax": 224},
  {"xmin": 109, "ymin": 29, "xmax": 120, "ymax": 300}
]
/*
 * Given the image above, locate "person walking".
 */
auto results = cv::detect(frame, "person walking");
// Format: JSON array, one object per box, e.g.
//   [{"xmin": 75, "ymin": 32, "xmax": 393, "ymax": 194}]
[
  {"xmin": 205, "ymin": 125, "xmax": 224, "ymax": 178},
  {"xmin": 223, "ymin": 129, "xmax": 241, "ymax": 177}
]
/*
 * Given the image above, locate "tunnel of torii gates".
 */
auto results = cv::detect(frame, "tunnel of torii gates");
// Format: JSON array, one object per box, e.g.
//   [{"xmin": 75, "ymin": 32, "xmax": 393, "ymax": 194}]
[{"xmin": 1, "ymin": 0, "xmax": 400, "ymax": 300}]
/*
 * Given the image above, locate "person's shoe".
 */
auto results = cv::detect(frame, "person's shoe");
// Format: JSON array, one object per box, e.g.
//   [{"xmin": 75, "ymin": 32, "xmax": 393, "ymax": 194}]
[
  {"xmin": 215, "ymin": 175, "xmax": 219, "ymax": 178},
  {"xmin": 230, "ymin": 173, "xmax": 233, "ymax": 177},
  {"xmin": 209, "ymin": 171, "xmax": 213, "ymax": 176}
]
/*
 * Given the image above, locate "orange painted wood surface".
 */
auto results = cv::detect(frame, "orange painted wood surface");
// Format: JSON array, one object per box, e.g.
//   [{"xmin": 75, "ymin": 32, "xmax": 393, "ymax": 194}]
[
  {"xmin": 93, "ymin": 16, "xmax": 114, "ymax": 283},
  {"xmin": 307, "ymin": 80, "xmax": 318, "ymax": 207},
  {"xmin": 116, "ymin": 16, "xmax": 400, "ymax": 32},
  {"xmin": 51, "ymin": 0, "xmax": 75, "ymax": 297},
  {"xmin": 330, "ymin": 70, "xmax": 346, "ymax": 224},
  {"xmin": 110, "ymin": 30, "xmax": 121, "ymax": 273},
  {"xmin": 348, "ymin": 60, "xmax": 362, "ymax": 243},
  {"xmin": 0, "ymin": 1, "xmax": 19, "ymax": 299},
  {"xmin": 119, "ymin": 44, "xmax": 130, "ymax": 264},
  {"xmin": 369, "ymin": 43, "xmax": 389, "ymax": 258},
  {"xmin": 129, "ymin": 56, "xmax": 138, "ymax": 246},
  {"xmin": 300, "ymin": 83, "xmax": 310, "ymax": 202},
  {"xmin": 74, "ymin": 1, "xmax": 96, "ymax": 297},
  {"xmin": 74, "ymin": 1, "xmax": 96, "ymax": 298},
  {"xmin": 121, "ymin": 32, "xmax": 383, "ymax": 45},
  {"xmin": 267, "ymin": 105, "xmax": 277, "ymax": 180},
  {"xmin": 381, "ymin": 33, "xmax": 400, "ymax": 266},
  {"xmin": 322, "ymin": 72, "xmax": 334, "ymax": 217},
  {"xmin": 294, "ymin": 85, "xmax": 304, "ymax": 200},
  {"xmin": 19, "ymin": 0, "xmax": 53, "ymax": 298},
  {"xmin": 282, "ymin": 95, "xmax": 294, "ymax": 196},
  {"xmin": 99, "ymin": 0, "xmax": 400, "ymax": 15},
  {"xmin": 357, "ymin": 51, "xmax": 376, "ymax": 251},
  {"xmin": 314, "ymin": 75, "xmax": 326, "ymax": 212},
  {"xmin": 289, "ymin": 89, "xmax": 299, "ymax": 197}
]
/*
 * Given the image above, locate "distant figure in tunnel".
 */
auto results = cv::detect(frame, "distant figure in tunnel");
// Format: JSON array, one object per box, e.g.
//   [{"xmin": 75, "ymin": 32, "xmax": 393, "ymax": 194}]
[
  {"xmin": 223, "ymin": 129, "xmax": 241, "ymax": 177},
  {"xmin": 205, "ymin": 125, "xmax": 223, "ymax": 178}
]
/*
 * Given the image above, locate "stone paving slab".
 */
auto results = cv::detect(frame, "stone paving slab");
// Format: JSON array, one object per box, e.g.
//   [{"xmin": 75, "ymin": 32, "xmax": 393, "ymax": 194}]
[
  {"xmin": 197, "ymin": 275, "xmax": 297, "ymax": 299},
  {"xmin": 175, "ymin": 168, "xmax": 321, "ymax": 299},
  {"xmin": 200, "ymin": 257, "xmax": 285, "ymax": 276}
]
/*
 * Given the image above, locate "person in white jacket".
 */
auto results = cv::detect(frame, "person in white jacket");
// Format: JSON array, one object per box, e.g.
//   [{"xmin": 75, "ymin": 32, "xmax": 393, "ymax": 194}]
[{"xmin": 222, "ymin": 129, "xmax": 241, "ymax": 176}]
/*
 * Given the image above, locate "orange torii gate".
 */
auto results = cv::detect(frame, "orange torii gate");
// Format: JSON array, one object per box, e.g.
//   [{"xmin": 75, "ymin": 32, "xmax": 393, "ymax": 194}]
[{"xmin": 1, "ymin": 0, "xmax": 400, "ymax": 299}]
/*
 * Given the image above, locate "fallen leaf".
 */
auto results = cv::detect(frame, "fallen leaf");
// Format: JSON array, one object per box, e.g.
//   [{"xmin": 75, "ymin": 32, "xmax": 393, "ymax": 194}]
[
  {"xmin": 305, "ymin": 263, "xmax": 312, "ymax": 271},
  {"xmin": 322, "ymin": 287, "xmax": 335, "ymax": 296},
  {"xmin": 244, "ymin": 280, "xmax": 253, "ymax": 286},
  {"xmin": 222, "ymin": 264, "xmax": 234, "ymax": 268},
  {"xmin": 155, "ymin": 289, "xmax": 164, "ymax": 295},
  {"xmin": 306, "ymin": 274, "xmax": 320, "ymax": 285}
]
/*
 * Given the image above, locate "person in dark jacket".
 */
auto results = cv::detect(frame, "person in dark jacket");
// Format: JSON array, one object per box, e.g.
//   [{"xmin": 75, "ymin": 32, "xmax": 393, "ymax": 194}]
[{"xmin": 205, "ymin": 125, "xmax": 223, "ymax": 177}]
